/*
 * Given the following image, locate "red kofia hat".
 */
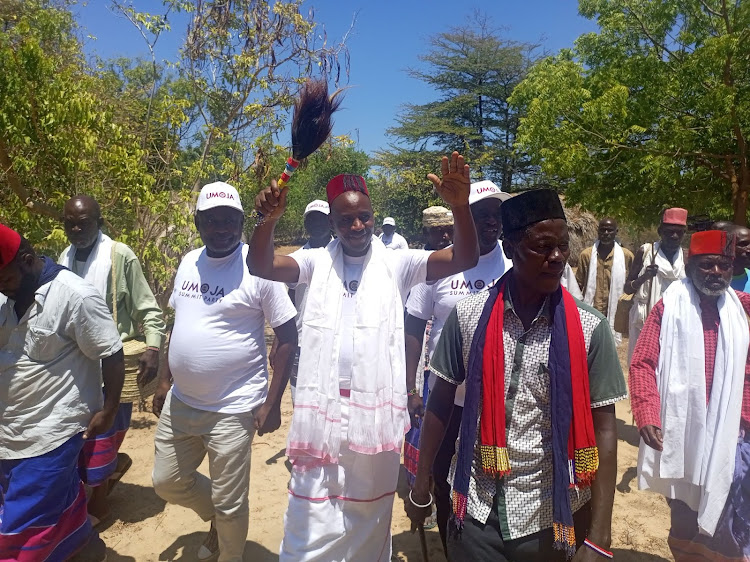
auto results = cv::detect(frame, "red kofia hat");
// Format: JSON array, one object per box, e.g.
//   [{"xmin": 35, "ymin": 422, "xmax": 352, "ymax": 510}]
[
  {"xmin": 326, "ymin": 174, "xmax": 369, "ymax": 203},
  {"xmin": 689, "ymin": 230, "xmax": 735, "ymax": 258},
  {"xmin": 0, "ymin": 223, "xmax": 21, "ymax": 270},
  {"xmin": 662, "ymin": 207, "xmax": 688, "ymax": 226}
]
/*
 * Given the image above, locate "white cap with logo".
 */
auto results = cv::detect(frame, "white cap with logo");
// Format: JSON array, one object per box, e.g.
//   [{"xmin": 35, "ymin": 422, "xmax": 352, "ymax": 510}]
[
  {"xmin": 304, "ymin": 200, "xmax": 330, "ymax": 217},
  {"xmin": 469, "ymin": 180, "xmax": 511, "ymax": 206},
  {"xmin": 196, "ymin": 181, "xmax": 243, "ymax": 213},
  {"xmin": 383, "ymin": 217, "xmax": 396, "ymax": 226}
]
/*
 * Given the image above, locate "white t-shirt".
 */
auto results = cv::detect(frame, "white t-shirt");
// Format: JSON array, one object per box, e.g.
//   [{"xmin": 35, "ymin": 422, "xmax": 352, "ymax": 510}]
[
  {"xmin": 168, "ymin": 243, "xmax": 296, "ymax": 414},
  {"xmin": 292, "ymin": 246, "xmax": 430, "ymax": 389},
  {"xmin": 406, "ymin": 242, "xmax": 512, "ymax": 406},
  {"xmin": 379, "ymin": 231, "xmax": 409, "ymax": 250}
]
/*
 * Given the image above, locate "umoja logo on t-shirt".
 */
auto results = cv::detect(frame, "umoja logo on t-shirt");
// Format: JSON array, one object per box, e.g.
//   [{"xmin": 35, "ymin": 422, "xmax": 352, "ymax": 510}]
[{"xmin": 179, "ymin": 280, "xmax": 226, "ymax": 301}]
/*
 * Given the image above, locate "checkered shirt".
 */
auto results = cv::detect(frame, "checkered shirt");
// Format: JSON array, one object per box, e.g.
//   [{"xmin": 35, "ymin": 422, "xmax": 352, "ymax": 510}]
[{"xmin": 431, "ymin": 290, "xmax": 627, "ymax": 540}]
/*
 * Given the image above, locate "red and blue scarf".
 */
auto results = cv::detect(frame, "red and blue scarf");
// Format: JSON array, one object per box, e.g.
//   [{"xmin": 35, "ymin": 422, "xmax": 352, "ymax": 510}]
[{"xmin": 453, "ymin": 274, "xmax": 598, "ymax": 557}]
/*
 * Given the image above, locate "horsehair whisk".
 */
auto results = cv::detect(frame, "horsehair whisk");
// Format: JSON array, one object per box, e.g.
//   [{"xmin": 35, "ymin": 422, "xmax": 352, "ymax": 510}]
[{"xmin": 255, "ymin": 78, "xmax": 344, "ymax": 224}]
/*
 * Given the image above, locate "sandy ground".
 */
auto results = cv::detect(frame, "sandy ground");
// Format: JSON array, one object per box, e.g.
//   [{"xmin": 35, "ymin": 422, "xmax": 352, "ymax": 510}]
[
  {"xmin": 100, "ymin": 245, "xmax": 672, "ymax": 560},
  {"xmin": 98, "ymin": 334, "xmax": 674, "ymax": 562}
]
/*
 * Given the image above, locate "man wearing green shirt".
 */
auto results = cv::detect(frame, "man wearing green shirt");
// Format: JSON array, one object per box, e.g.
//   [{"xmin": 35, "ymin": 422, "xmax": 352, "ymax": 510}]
[
  {"xmin": 405, "ymin": 189, "xmax": 627, "ymax": 561},
  {"xmin": 60, "ymin": 195, "xmax": 166, "ymax": 524}
]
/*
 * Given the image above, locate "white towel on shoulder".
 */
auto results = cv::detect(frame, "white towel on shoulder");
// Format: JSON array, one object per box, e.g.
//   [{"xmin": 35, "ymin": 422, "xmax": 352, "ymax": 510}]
[
  {"xmin": 59, "ymin": 231, "xmax": 113, "ymax": 299},
  {"xmin": 287, "ymin": 237, "xmax": 409, "ymax": 465},
  {"xmin": 583, "ymin": 241, "xmax": 626, "ymax": 341}
]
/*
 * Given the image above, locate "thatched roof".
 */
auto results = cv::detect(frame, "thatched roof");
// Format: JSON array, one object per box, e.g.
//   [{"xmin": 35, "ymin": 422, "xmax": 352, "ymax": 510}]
[{"xmin": 563, "ymin": 203, "xmax": 599, "ymax": 267}]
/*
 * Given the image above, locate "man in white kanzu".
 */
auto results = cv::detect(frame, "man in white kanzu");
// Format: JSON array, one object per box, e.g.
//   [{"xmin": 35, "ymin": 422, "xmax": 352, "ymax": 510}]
[
  {"xmin": 404, "ymin": 179, "xmax": 513, "ymax": 553},
  {"xmin": 630, "ymin": 229, "xmax": 750, "ymax": 561},
  {"xmin": 249, "ymin": 152, "xmax": 479, "ymax": 561},
  {"xmin": 379, "ymin": 216, "xmax": 409, "ymax": 250},
  {"xmin": 624, "ymin": 207, "xmax": 688, "ymax": 363},
  {"xmin": 151, "ymin": 182, "xmax": 298, "ymax": 562}
]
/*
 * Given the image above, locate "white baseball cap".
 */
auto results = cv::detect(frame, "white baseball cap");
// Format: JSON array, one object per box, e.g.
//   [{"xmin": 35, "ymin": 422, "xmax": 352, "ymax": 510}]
[
  {"xmin": 469, "ymin": 180, "xmax": 511, "ymax": 206},
  {"xmin": 304, "ymin": 200, "xmax": 330, "ymax": 217},
  {"xmin": 383, "ymin": 217, "xmax": 396, "ymax": 226},
  {"xmin": 196, "ymin": 181, "xmax": 243, "ymax": 213}
]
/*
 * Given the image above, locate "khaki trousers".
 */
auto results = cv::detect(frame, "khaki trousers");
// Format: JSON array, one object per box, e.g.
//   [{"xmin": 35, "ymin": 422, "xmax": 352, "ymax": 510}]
[{"xmin": 152, "ymin": 391, "xmax": 256, "ymax": 562}]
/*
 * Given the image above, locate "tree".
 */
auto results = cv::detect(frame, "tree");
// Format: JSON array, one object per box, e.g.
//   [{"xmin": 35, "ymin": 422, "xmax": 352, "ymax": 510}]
[
  {"xmin": 510, "ymin": 0, "xmax": 750, "ymax": 226},
  {"xmin": 0, "ymin": 0, "xmax": 351, "ymax": 304},
  {"xmin": 379, "ymin": 13, "xmax": 541, "ymax": 191}
]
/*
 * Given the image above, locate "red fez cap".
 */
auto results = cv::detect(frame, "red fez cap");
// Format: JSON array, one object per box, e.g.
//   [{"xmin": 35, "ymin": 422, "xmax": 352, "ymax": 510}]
[
  {"xmin": 662, "ymin": 207, "xmax": 688, "ymax": 226},
  {"xmin": 689, "ymin": 230, "xmax": 735, "ymax": 259},
  {"xmin": 326, "ymin": 174, "xmax": 369, "ymax": 203},
  {"xmin": 0, "ymin": 223, "xmax": 21, "ymax": 270}
]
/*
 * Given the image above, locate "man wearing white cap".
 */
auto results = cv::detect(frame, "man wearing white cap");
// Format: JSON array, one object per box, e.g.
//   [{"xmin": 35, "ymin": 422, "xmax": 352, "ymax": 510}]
[
  {"xmin": 380, "ymin": 216, "xmax": 409, "ymax": 250},
  {"xmin": 270, "ymin": 200, "xmax": 333, "ymax": 402},
  {"xmin": 404, "ymin": 179, "xmax": 513, "ymax": 552},
  {"xmin": 151, "ymin": 182, "xmax": 298, "ymax": 562}
]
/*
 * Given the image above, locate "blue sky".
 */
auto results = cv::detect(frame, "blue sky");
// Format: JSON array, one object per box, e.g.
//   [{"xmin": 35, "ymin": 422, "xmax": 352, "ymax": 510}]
[{"xmin": 75, "ymin": 1, "xmax": 598, "ymax": 156}]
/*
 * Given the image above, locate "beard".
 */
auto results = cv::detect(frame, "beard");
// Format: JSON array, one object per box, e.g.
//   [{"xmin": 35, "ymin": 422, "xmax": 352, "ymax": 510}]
[{"xmin": 692, "ymin": 275, "xmax": 730, "ymax": 297}]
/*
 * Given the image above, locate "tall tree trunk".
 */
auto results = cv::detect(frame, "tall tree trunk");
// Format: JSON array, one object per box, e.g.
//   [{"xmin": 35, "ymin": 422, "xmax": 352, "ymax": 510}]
[{"xmin": 733, "ymin": 166, "xmax": 748, "ymax": 226}]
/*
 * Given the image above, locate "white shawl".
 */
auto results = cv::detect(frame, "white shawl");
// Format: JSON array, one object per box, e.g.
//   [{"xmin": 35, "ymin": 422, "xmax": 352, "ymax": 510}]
[
  {"xmin": 287, "ymin": 237, "xmax": 410, "ymax": 464},
  {"xmin": 561, "ymin": 263, "xmax": 583, "ymax": 299},
  {"xmin": 59, "ymin": 231, "xmax": 113, "ymax": 299},
  {"xmin": 584, "ymin": 241, "xmax": 626, "ymax": 341},
  {"xmin": 634, "ymin": 241, "xmax": 685, "ymax": 312},
  {"xmin": 637, "ymin": 279, "xmax": 748, "ymax": 535}
]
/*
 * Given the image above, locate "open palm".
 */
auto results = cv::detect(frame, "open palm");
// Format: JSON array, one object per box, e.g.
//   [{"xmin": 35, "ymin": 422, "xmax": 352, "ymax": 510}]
[{"xmin": 427, "ymin": 151, "xmax": 471, "ymax": 208}]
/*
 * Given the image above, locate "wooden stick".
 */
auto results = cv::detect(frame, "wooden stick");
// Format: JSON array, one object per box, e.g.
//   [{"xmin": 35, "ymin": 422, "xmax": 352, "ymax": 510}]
[{"xmin": 418, "ymin": 523, "xmax": 430, "ymax": 562}]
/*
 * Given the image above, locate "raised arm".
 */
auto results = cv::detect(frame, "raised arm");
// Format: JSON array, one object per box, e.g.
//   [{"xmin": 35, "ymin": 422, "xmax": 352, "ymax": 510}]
[
  {"xmin": 425, "ymin": 152, "xmax": 479, "ymax": 282},
  {"xmin": 247, "ymin": 180, "xmax": 301, "ymax": 283}
]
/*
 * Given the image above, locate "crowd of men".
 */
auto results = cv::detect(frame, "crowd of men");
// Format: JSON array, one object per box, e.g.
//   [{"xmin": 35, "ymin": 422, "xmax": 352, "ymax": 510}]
[{"xmin": 1, "ymin": 149, "xmax": 749, "ymax": 561}]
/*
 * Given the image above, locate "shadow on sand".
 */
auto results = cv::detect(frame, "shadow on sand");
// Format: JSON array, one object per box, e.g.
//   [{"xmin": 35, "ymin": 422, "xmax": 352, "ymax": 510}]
[
  {"xmin": 617, "ymin": 417, "xmax": 642, "ymax": 448},
  {"xmin": 158, "ymin": 532, "xmax": 277, "ymax": 561},
  {"xmin": 95, "ymin": 482, "xmax": 167, "ymax": 533}
]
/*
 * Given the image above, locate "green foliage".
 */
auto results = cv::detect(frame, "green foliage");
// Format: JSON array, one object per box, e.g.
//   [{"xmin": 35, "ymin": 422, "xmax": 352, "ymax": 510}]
[
  {"xmin": 0, "ymin": 0, "xmax": 348, "ymax": 306},
  {"xmin": 368, "ymin": 152, "xmax": 445, "ymax": 243},
  {"xmin": 511, "ymin": 0, "xmax": 750, "ymax": 227}
]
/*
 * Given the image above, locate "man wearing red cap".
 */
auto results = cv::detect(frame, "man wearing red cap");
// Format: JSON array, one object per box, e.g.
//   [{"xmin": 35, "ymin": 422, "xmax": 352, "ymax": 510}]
[
  {"xmin": 630, "ymin": 230, "xmax": 750, "ymax": 561},
  {"xmin": 0, "ymin": 224, "xmax": 125, "ymax": 561},
  {"xmin": 249, "ymin": 152, "xmax": 479, "ymax": 561},
  {"xmin": 625, "ymin": 207, "xmax": 688, "ymax": 363}
]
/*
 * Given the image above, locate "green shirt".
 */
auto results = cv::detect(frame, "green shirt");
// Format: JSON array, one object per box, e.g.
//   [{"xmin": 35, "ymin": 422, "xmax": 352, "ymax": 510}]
[
  {"xmin": 67, "ymin": 242, "xmax": 165, "ymax": 349},
  {"xmin": 430, "ymin": 288, "xmax": 627, "ymax": 539}
]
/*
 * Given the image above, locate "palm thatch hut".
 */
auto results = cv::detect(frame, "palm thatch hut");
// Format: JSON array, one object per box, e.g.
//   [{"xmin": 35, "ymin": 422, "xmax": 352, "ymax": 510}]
[{"xmin": 562, "ymin": 201, "xmax": 599, "ymax": 268}]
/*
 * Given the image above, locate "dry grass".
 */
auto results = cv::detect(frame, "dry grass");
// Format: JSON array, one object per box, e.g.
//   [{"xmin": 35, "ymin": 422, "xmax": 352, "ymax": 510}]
[{"xmin": 563, "ymin": 203, "xmax": 599, "ymax": 267}]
